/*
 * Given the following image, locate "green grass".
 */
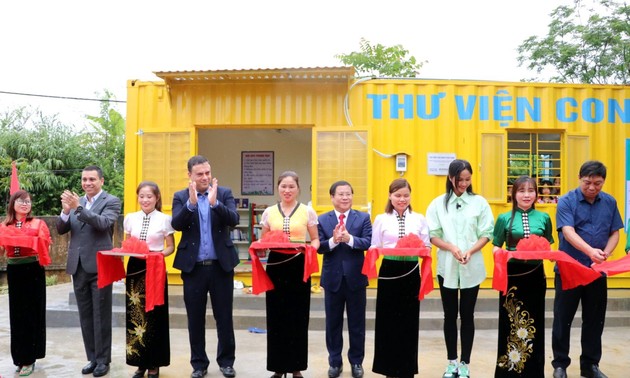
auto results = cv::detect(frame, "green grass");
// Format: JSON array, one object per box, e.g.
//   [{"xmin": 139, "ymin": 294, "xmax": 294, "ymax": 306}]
[{"xmin": 45, "ymin": 275, "xmax": 58, "ymax": 286}]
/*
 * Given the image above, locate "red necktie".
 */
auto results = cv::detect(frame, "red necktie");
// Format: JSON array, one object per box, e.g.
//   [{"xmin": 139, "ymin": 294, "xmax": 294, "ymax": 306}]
[{"xmin": 339, "ymin": 214, "xmax": 345, "ymax": 227}]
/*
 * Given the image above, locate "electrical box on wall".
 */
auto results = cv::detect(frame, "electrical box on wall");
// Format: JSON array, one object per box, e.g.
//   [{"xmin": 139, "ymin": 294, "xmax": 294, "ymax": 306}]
[{"xmin": 395, "ymin": 153, "xmax": 407, "ymax": 172}]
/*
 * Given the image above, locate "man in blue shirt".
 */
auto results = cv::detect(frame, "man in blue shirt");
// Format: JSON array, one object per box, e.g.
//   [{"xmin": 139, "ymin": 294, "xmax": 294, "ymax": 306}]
[
  {"xmin": 552, "ymin": 161, "xmax": 623, "ymax": 378},
  {"xmin": 171, "ymin": 155, "xmax": 240, "ymax": 378}
]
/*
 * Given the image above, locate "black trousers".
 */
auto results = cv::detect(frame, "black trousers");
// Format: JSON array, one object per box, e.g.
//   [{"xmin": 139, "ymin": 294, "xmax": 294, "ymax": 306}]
[
  {"xmin": 552, "ymin": 273, "xmax": 607, "ymax": 370},
  {"xmin": 325, "ymin": 276, "xmax": 366, "ymax": 367},
  {"xmin": 181, "ymin": 263, "xmax": 235, "ymax": 371},
  {"xmin": 438, "ymin": 275, "xmax": 480, "ymax": 364},
  {"xmin": 73, "ymin": 262, "xmax": 113, "ymax": 365}
]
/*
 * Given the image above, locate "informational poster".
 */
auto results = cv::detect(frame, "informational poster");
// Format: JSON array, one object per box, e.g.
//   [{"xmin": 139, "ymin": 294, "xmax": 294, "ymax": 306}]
[
  {"xmin": 427, "ymin": 152, "xmax": 456, "ymax": 175},
  {"xmin": 242, "ymin": 151, "xmax": 274, "ymax": 195}
]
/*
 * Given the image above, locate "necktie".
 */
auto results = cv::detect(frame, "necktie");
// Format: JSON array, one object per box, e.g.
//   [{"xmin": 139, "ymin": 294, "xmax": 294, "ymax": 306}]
[
  {"xmin": 521, "ymin": 211, "xmax": 530, "ymax": 238},
  {"xmin": 397, "ymin": 213, "xmax": 406, "ymax": 239},
  {"xmin": 339, "ymin": 214, "xmax": 345, "ymax": 227},
  {"xmin": 139, "ymin": 215, "xmax": 150, "ymax": 241}
]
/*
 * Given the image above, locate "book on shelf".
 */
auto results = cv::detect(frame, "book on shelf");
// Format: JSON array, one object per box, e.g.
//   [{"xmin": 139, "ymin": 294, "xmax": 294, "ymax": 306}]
[
  {"xmin": 230, "ymin": 228, "xmax": 248, "ymax": 242},
  {"xmin": 234, "ymin": 198, "xmax": 241, "ymax": 208},
  {"xmin": 253, "ymin": 227, "xmax": 262, "ymax": 241},
  {"xmin": 241, "ymin": 198, "xmax": 249, "ymax": 208}
]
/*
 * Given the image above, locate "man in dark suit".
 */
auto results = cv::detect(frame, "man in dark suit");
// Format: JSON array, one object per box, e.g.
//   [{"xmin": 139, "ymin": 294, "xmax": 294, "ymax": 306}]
[
  {"xmin": 171, "ymin": 155, "xmax": 239, "ymax": 378},
  {"xmin": 57, "ymin": 165, "xmax": 121, "ymax": 377},
  {"xmin": 318, "ymin": 181, "xmax": 372, "ymax": 378}
]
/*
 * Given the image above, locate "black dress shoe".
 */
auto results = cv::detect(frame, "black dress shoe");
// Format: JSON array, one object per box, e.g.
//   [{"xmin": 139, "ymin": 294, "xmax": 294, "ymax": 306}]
[
  {"xmin": 82, "ymin": 361, "xmax": 97, "ymax": 375},
  {"xmin": 552, "ymin": 367, "xmax": 567, "ymax": 378},
  {"xmin": 351, "ymin": 364, "xmax": 364, "ymax": 378},
  {"xmin": 191, "ymin": 370, "xmax": 208, "ymax": 378},
  {"xmin": 147, "ymin": 367, "xmax": 159, "ymax": 378},
  {"xmin": 220, "ymin": 366, "xmax": 236, "ymax": 377},
  {"xmin": 581, "ymin": 365, "xmax": 608, "ymax": 378},
  {"xmin": 133, "ymin": 368, "xmax": 147, "ymax": 378},
  {"xmin": 328, "ymin": 365, "xmax": 342, "ymax": 378},
  {"xmin": 93, "ymin": 363, "xmax": 110, "ymax": 377}
]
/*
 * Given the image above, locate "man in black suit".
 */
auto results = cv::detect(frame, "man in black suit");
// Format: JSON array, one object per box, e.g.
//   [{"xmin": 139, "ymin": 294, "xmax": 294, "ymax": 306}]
[
  {"xmin": 318, "ymin": 181, "xmax": 372, "ymax": 378},
  {"xmin": 56, "ymin": 165, "xmax": 121, "ymax": 377},
  {"xmin": 171, "ymin": 155, "xmax": 239, "ymax": 378}
]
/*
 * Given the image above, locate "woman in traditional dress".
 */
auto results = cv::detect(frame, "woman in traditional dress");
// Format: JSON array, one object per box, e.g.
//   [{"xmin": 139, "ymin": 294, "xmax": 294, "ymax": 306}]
[
  {"xmin": 124, "ymin": 181, "xmax": 175, "ymax": 378},
  {"xmin": 426, "ymin": 159, "xmax": 495, "ymax": 378},
  {"xmin": 371, "ymin": 178, "xmax": 430, "ymax": 378},
  {"xmin": 260, "ymin": 171, "xmax": 320, "ymax": 378},
  {"xmin": 0, "ymin": 190, "xmax": 51, "ymax": 376},
  {"xmin": 493, "ymin": 176, "xmax": 553, "ymax": 377}
]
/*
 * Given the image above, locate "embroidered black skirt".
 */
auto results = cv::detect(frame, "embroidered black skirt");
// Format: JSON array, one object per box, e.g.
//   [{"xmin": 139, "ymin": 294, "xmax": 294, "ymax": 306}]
[
  {"xmin": 495, "ymin": 261, "xmax": 546, "ymax": 378},
  {"xmin": 125, "ymin": 257, "xmax": 170, "ymax": 368}
]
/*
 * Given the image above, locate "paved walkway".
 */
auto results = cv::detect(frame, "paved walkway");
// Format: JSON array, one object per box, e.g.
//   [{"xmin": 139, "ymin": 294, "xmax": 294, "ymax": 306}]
[{"xmin": 1, "ymin": 283, "xmax": 628, "ymax": 377}]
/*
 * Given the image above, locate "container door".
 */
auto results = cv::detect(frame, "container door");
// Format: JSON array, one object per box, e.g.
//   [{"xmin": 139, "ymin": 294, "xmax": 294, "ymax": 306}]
[{"xmin": 312, "ymin": 127, "xmax": 372, "ymax": 214}]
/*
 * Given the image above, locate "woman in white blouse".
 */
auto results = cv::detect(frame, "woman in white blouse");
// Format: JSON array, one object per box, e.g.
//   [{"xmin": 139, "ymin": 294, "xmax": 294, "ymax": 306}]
[
  {"xmin": 371, "ymin": 178, "xmax": 430, "ymax": 378},
  {"xmin": 124, "ymin": 181, "xmax": 175, "ymax": 378},
  {"xmin": 426, "ymin": 159, "xmax": 494, "ymax": 378}
]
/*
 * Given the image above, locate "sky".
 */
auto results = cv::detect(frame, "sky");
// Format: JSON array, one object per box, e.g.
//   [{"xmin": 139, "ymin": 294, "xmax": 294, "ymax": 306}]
[{"xmin": 0, "ymin": 0, "xmax": 565, "ymax": 127}]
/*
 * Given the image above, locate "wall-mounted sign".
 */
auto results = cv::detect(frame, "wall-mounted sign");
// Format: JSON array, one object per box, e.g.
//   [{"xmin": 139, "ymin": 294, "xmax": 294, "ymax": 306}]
[
  {"xmin": 427, "ymin": 153, "xmax": 456, "ymax": 175},
  {"xmin": 242, "ymin": 151, "xmax": 274, "ymax": 195}
]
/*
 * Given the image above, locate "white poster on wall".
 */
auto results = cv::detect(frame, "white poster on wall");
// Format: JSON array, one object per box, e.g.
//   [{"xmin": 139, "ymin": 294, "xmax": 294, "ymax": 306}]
[
  {"xmin": 241, "ymin": 151, "xmax": 274, "ymax": 195},
  {"xmin": 427, "ymin": 153, "xmax": 457, "ymax": 175}
]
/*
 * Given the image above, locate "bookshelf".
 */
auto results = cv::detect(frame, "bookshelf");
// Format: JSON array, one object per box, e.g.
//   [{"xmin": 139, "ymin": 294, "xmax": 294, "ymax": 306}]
[
  {"xmin": 231, "ymin": 203, "xmax": 269, "ymax": 260},
  {"xmin": 233, "ymin": 206, "xmax": 251, "ymax": 260}
]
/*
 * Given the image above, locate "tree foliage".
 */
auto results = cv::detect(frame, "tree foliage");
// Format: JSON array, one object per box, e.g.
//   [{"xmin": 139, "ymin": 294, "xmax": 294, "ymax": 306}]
[
  {"xmin": 84, "ymin": 90, "xmax": 125, "ymax": 200},
  {"xmin": 336, "ymin": 38, "xmax": 425, "ymax": 78},
  {"xmin": 0, "ymin": 92, "xmax": 125, "ymax": 215},
  {"xmin": 517, "ymin": 0, "xmax": 630, "ymax": 84}
]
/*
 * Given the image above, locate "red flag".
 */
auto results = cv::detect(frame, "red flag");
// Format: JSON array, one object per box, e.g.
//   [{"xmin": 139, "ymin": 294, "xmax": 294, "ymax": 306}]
[{"xmin": 10, "ymin": 161, "xmax": 20, "ymax": 195}]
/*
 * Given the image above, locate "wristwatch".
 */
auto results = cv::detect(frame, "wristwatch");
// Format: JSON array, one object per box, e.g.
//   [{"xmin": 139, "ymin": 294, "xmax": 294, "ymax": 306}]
[{"xmin": 74, "ymin": 205, "xmax": 83, "ymax": 215}]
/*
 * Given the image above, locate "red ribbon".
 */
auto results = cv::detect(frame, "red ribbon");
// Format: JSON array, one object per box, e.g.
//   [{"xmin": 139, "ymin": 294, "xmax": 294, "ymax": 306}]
[
  {"xmin": 492, "ymin": 249, "xmax": 630, "ymax": 295},
  {"xmin": 362, "ymin": 246, "xmax": 433, "ymax": 300},
  {"xmin": 0, "ymin": 222, "xmax": 52, "ymax": 266},
  {"xmin": 493, "ymin": 249, "xmax": 592, "ymax": 294},
  {"xmin": 248, "ymin": 241, "xmax": 319, "ymax": 295},
  {"xmin": 493, "ymin": 235, "xmax": 630, "ymax": 293},
  {"xmin": 97, "ymin": 237, "xmax": 166, "ymax": 312}
]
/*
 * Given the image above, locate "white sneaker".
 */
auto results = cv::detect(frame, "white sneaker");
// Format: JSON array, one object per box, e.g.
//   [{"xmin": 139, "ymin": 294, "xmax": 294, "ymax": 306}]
[
  {"xmin": 458, "ymin": 362, "xmax": 470, "ymax": 378},
  {"xmin": 442, "ymin": 362, "xmax": 458, "ymax": 378}
]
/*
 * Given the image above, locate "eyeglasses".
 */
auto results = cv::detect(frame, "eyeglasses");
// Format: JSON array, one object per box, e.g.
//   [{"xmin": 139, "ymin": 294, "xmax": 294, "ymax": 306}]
[{"xmin": 16, "ymin": 199, "xmax": 32, "ymax": 206}]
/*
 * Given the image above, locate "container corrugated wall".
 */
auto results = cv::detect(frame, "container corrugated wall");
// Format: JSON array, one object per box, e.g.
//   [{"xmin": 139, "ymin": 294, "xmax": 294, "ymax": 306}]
[
  {"xmin": 348, "ymin": 79, "xmax": 630, "ymax": 287},
  {"xmin": 127, "ymin": 75, "xmax": 630, "ymax": 287}
]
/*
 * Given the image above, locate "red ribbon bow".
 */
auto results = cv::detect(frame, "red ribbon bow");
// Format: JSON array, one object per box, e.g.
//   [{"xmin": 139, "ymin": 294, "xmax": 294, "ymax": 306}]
[
  {"xmin": 0, "ymin": 221, "xmax": 52, "ymax": 266},
  {"xmin": 248, "ymin": 231, "xmax": 319, "ymax": 294},
  {"xmin": 362, "ymin": 234, "xmax": 434, "ymax": 300},
  {"xmin": 492, "ymin": 235, "xmax": 630, "ymax": 295},
  {"xmin": 97, "ymin": 237, "xmax": 166, "ymax": 312}
]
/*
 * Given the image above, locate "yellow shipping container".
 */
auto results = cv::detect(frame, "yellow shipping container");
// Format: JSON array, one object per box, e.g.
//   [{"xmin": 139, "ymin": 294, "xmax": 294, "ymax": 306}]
[{"xmin": 126, "ymin": 67, "xmax": 630, "ymax": 287}]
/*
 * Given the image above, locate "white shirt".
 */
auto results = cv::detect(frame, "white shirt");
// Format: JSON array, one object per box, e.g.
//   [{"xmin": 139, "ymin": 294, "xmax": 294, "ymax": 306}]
[
  {"xmin": 123, "ymin": 210, "xmax": 175, "ymax": 251},
  {"xmin": 370, "ymin": 209, "xmax": 431, "ymax": 249}
]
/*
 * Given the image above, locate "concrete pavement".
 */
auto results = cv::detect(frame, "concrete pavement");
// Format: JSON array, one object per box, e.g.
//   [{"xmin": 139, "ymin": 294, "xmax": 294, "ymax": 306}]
[{"xmin": 1, "ymin": 283, "xmax": 629, "ymax": 377}]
